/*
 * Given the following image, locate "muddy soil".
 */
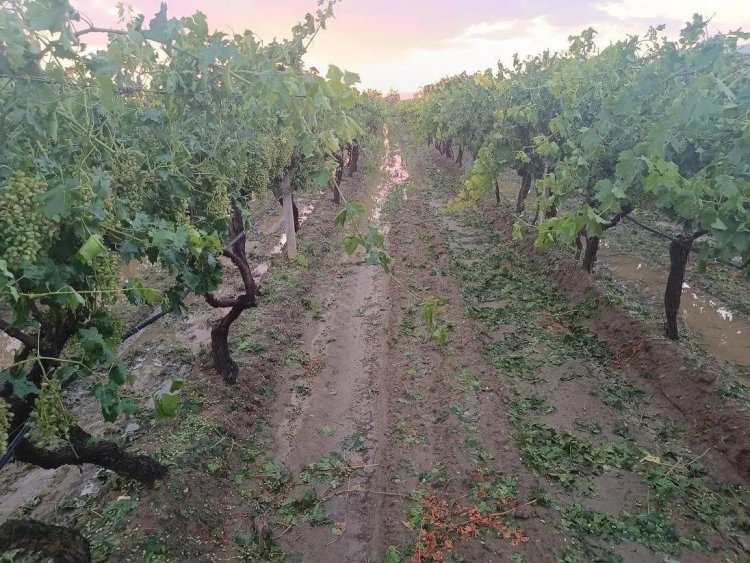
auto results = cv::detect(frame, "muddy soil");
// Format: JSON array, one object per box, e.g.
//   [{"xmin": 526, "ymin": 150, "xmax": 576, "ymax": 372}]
[{"xmin": 2, "ymin": 124, "xmax": 749, "ymax": 563}]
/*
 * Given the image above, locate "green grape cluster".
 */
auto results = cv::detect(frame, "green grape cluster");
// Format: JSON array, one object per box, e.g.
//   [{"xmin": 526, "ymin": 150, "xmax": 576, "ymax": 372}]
[
  {"xmin": 74, "ymin": 175, "xmax": 95, "ymax": 208},
  {"xmin": 110, "ymin": 315, "xmax": 127, "ymax": 342},
  {"xmin": 264, "ymin": 129, "xmax": 294, "ymax": 179},
  {"xmin": 0, "ymin": 172, "xmax": 51, "ymax": 270},
  {"xmin": 28, "ymin": 377, "xmax": 75, "ymax": 447},
  {"xmin": 112, "ymin": 150, "xmax": 145, "ymax": 215},
  {"xmin": 0, "ymin": 398, "xmax": 10, "ymax": 455},
  {"xmin": 173, "ymin": 199, "xmax": 191, "ymax": 226},
  {"xmin": 92, "ymin": 250, "xmax": 121, "ymax": 304},
  {"xmin": 245, "ymin": 157, "xmax": 271, "ymax": 193},
  {"xmin": 224, "ymin": 142, "xmax": 249, "ymax": 190},
  {"xmin": 207, "ymin": 180, "xmax": 230, "ymax": 226}
]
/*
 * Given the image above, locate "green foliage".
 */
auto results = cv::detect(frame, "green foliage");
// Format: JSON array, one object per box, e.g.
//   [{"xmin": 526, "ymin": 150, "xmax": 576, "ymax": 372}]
[
  {"xmin": 342, "ymin": 224, "xmax": 392, "ymax": 272},
  {"xmin": 27, "ymin": 376, "xmax": 74, "ymax": 447},
  {"xmin": 562, "ymin": 504, "xmax": 707, "ymax": 560},
  {"xmin": 384, "ymin": 545, "xmax": 406, "ymax": 563},
  {"xmin": 420, "ymin": 296, "xmax": 452, "ymax": 346},
  {"xmin": 0, "ymin": 399, "xmax": 9, "ymax": 455},
  {"xmin": 407, "ymin": 19, "xmax": 750, "ymax": 273},
  {"xmin": 0, "ymin": 0, "xmax": 382, "ymax": 452},
  {"xmin": 519, "ymin": 424, "xmax": 637, "ymax": 492},
  {"xmin": 596, "ymin": 380, "xmax": 644, "ymax": 410}
]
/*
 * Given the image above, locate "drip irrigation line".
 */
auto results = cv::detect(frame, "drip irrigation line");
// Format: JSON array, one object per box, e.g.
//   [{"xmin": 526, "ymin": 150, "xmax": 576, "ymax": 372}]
[
  {"xmin": 623, "ymin": 215, "xmax": 678, "ymax": 243},
  {"xmin": 0, "ymin": 425, "xmax": 28, "ymax": 470},
  {"xmin": 623, "ymin": 215, "xmax": 743, "ymax": 271}
]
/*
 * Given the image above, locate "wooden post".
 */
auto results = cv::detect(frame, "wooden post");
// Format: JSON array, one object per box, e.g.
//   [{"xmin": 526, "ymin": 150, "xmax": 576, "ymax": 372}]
[{"xmin": 281, "ymin": 173, "xmax": 297, "ymax": 260}]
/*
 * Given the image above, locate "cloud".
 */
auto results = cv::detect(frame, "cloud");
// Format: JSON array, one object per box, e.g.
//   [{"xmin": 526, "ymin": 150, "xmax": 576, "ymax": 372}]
[
  {"xmin": 595, "ymin": 0, "xmax": 750, "ymax": 31},
  {"xmin": 89, "ymin": 0, "xmax": 118, "ymax": 17},
  {"xmin": 453, "ymin": 19, "xmax": 520, "ymax": 41},
  {"xmin": 353, "ymin": 16, "xmax": 638, "ymax": 93}
]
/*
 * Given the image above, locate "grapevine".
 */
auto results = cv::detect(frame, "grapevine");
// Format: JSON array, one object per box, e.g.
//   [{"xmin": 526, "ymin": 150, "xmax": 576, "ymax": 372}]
[
  {"xmin": 405, "ymin": 18, "xmax": 750, "ymax": 339},
  {"xmin": 0, "ymin": 1, "xmax": 381, "ymax": 552}
]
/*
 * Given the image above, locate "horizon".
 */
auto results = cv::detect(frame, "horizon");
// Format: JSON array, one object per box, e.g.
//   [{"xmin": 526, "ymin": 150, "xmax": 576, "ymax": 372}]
[{"xmin": 68, "ymin": 1, "xmax": 750, "ymax": 93}]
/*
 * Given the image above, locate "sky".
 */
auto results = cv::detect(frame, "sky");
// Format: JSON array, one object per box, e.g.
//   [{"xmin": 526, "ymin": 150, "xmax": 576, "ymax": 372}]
[{"xmin": 72, "ymin": 0, "xmax": 750, "ymax": 94}]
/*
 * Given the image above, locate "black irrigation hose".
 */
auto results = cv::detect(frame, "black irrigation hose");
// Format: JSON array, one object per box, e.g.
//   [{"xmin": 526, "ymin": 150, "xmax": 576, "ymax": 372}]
[
  {"xmin": 623, "ymin": 215, "xmax": 678, "ymax": 243},
  {"xmin": 623, "ymin": 215, "xmax": 743, "ymax": 271},
  {"xmin": 0, "ymin": 423, "xmax": 30, "ymax": 469}
]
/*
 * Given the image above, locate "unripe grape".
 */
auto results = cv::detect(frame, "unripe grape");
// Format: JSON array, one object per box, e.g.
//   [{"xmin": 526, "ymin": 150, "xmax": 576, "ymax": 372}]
[
  {"xmin": 28, "ymin": 377, "xmax": 75, "ymax": 448},
  {"xmin": 0, "ymin": 399, "xmax": 10, "ymax": 455}
]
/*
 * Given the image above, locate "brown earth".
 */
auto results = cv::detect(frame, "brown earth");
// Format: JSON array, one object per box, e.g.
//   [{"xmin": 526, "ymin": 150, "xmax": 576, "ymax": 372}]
[{"xmin": 479, "ymin": 204, "xmax": 750, "ymax": 483}]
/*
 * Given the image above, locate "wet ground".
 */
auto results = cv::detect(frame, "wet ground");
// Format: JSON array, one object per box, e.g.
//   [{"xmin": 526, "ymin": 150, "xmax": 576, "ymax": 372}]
[{"xmin": 495, "ymin": 171, "xmax": 750, "ymax": 369}]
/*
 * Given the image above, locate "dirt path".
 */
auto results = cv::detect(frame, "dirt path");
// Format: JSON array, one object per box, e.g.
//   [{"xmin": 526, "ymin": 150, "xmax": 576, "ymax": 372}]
[
  {"xmin": 259, "ymin": 129, "xmax": 564, "ymax": 561},
  {"xmin": 270, "ymin": 189, "xmax": 391, "ymax": 560}
]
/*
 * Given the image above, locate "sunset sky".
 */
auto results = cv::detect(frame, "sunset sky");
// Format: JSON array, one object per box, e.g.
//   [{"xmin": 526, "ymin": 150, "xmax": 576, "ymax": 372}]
[{"xmin": 73, "ymin": 1, "xmax": 750, "ymax": 93}]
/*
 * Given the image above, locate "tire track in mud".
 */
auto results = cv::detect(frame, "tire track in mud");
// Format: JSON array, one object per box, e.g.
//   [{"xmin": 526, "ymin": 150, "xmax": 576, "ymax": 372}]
[{"xmin": 366, "ymin": 143, "xmax": 563, "ymax": 562}]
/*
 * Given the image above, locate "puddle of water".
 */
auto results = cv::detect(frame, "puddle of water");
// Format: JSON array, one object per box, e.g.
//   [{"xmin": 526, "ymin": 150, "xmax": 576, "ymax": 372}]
[
  {"xmin": 370, "ymin": 130, "xmax": 409, "ymax": 224},
  {"xmin": 270, "ymin": 233, "xmax": 287, "ymax": 256},
  {"xmin": 253, "ymin": 263, "xmax": 270, "ymax": 278},
  {"xmin": 603, "ymin": 253, "xmax": 750, "ymax": 366}
]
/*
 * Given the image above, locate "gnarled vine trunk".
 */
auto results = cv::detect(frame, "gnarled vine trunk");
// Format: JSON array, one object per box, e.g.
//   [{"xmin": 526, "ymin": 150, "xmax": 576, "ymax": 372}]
[
  {"xmin": 516, "ymin": 170, "xmax": 532, "ymax": 214},
  {"xmin": 664, "ymin": 231, "xmax": 705, "ymax": 340},
  {"xmin": 2, "ymin": 312, "xmax": 167, "ymax": 483},
  {"xmin": 494, "ymin": 180, "xmax": 501, "ymax": 205},
  {"xmin": 0, "ymin": 519, "xmax": 90, "ymax": 563},
  {"xmin": 444, "ymin": 139, "xmax": 454, "ymax": 158},
  {"xmin": 582, "ymin": 236, "xmax": 600, "ymax": 273},
  {"xmin": 14, "ymin": 425, "xmax": 167, "ymax": 484},
  {"xmin": 580, "ymin": 207, "xmax": 633, "ymax": 273},
  {"xmin": 575, "ymin": 233, "xmax": 586, "ymax": 261},
  {"xmin": 543, "ymin": 185, "xmax": 557, "ymax": 219},
  {"xmin": 332, "ymin": 151, "xmax": 344, "ymax": 204},
  {"xmin": 205, "ymin": 200, "xmax": 259, "ymax": 384},
  {"xmin": 456, "ymin": 146, "xmax": 463, "ymax": 166},
  {"xmin": 348, "ymin": 143, "xmax": 360, "ymax": 176}
]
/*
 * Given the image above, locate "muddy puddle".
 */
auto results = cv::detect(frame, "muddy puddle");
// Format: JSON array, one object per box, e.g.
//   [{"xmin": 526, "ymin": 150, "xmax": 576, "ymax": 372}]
[
  {"xmin": 601, "ymin": 252, "xmax": 750, "ymax": 366},
  {"xmin": 371, "ymin": 132, "xmax": 409, "ymax": 225}
]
